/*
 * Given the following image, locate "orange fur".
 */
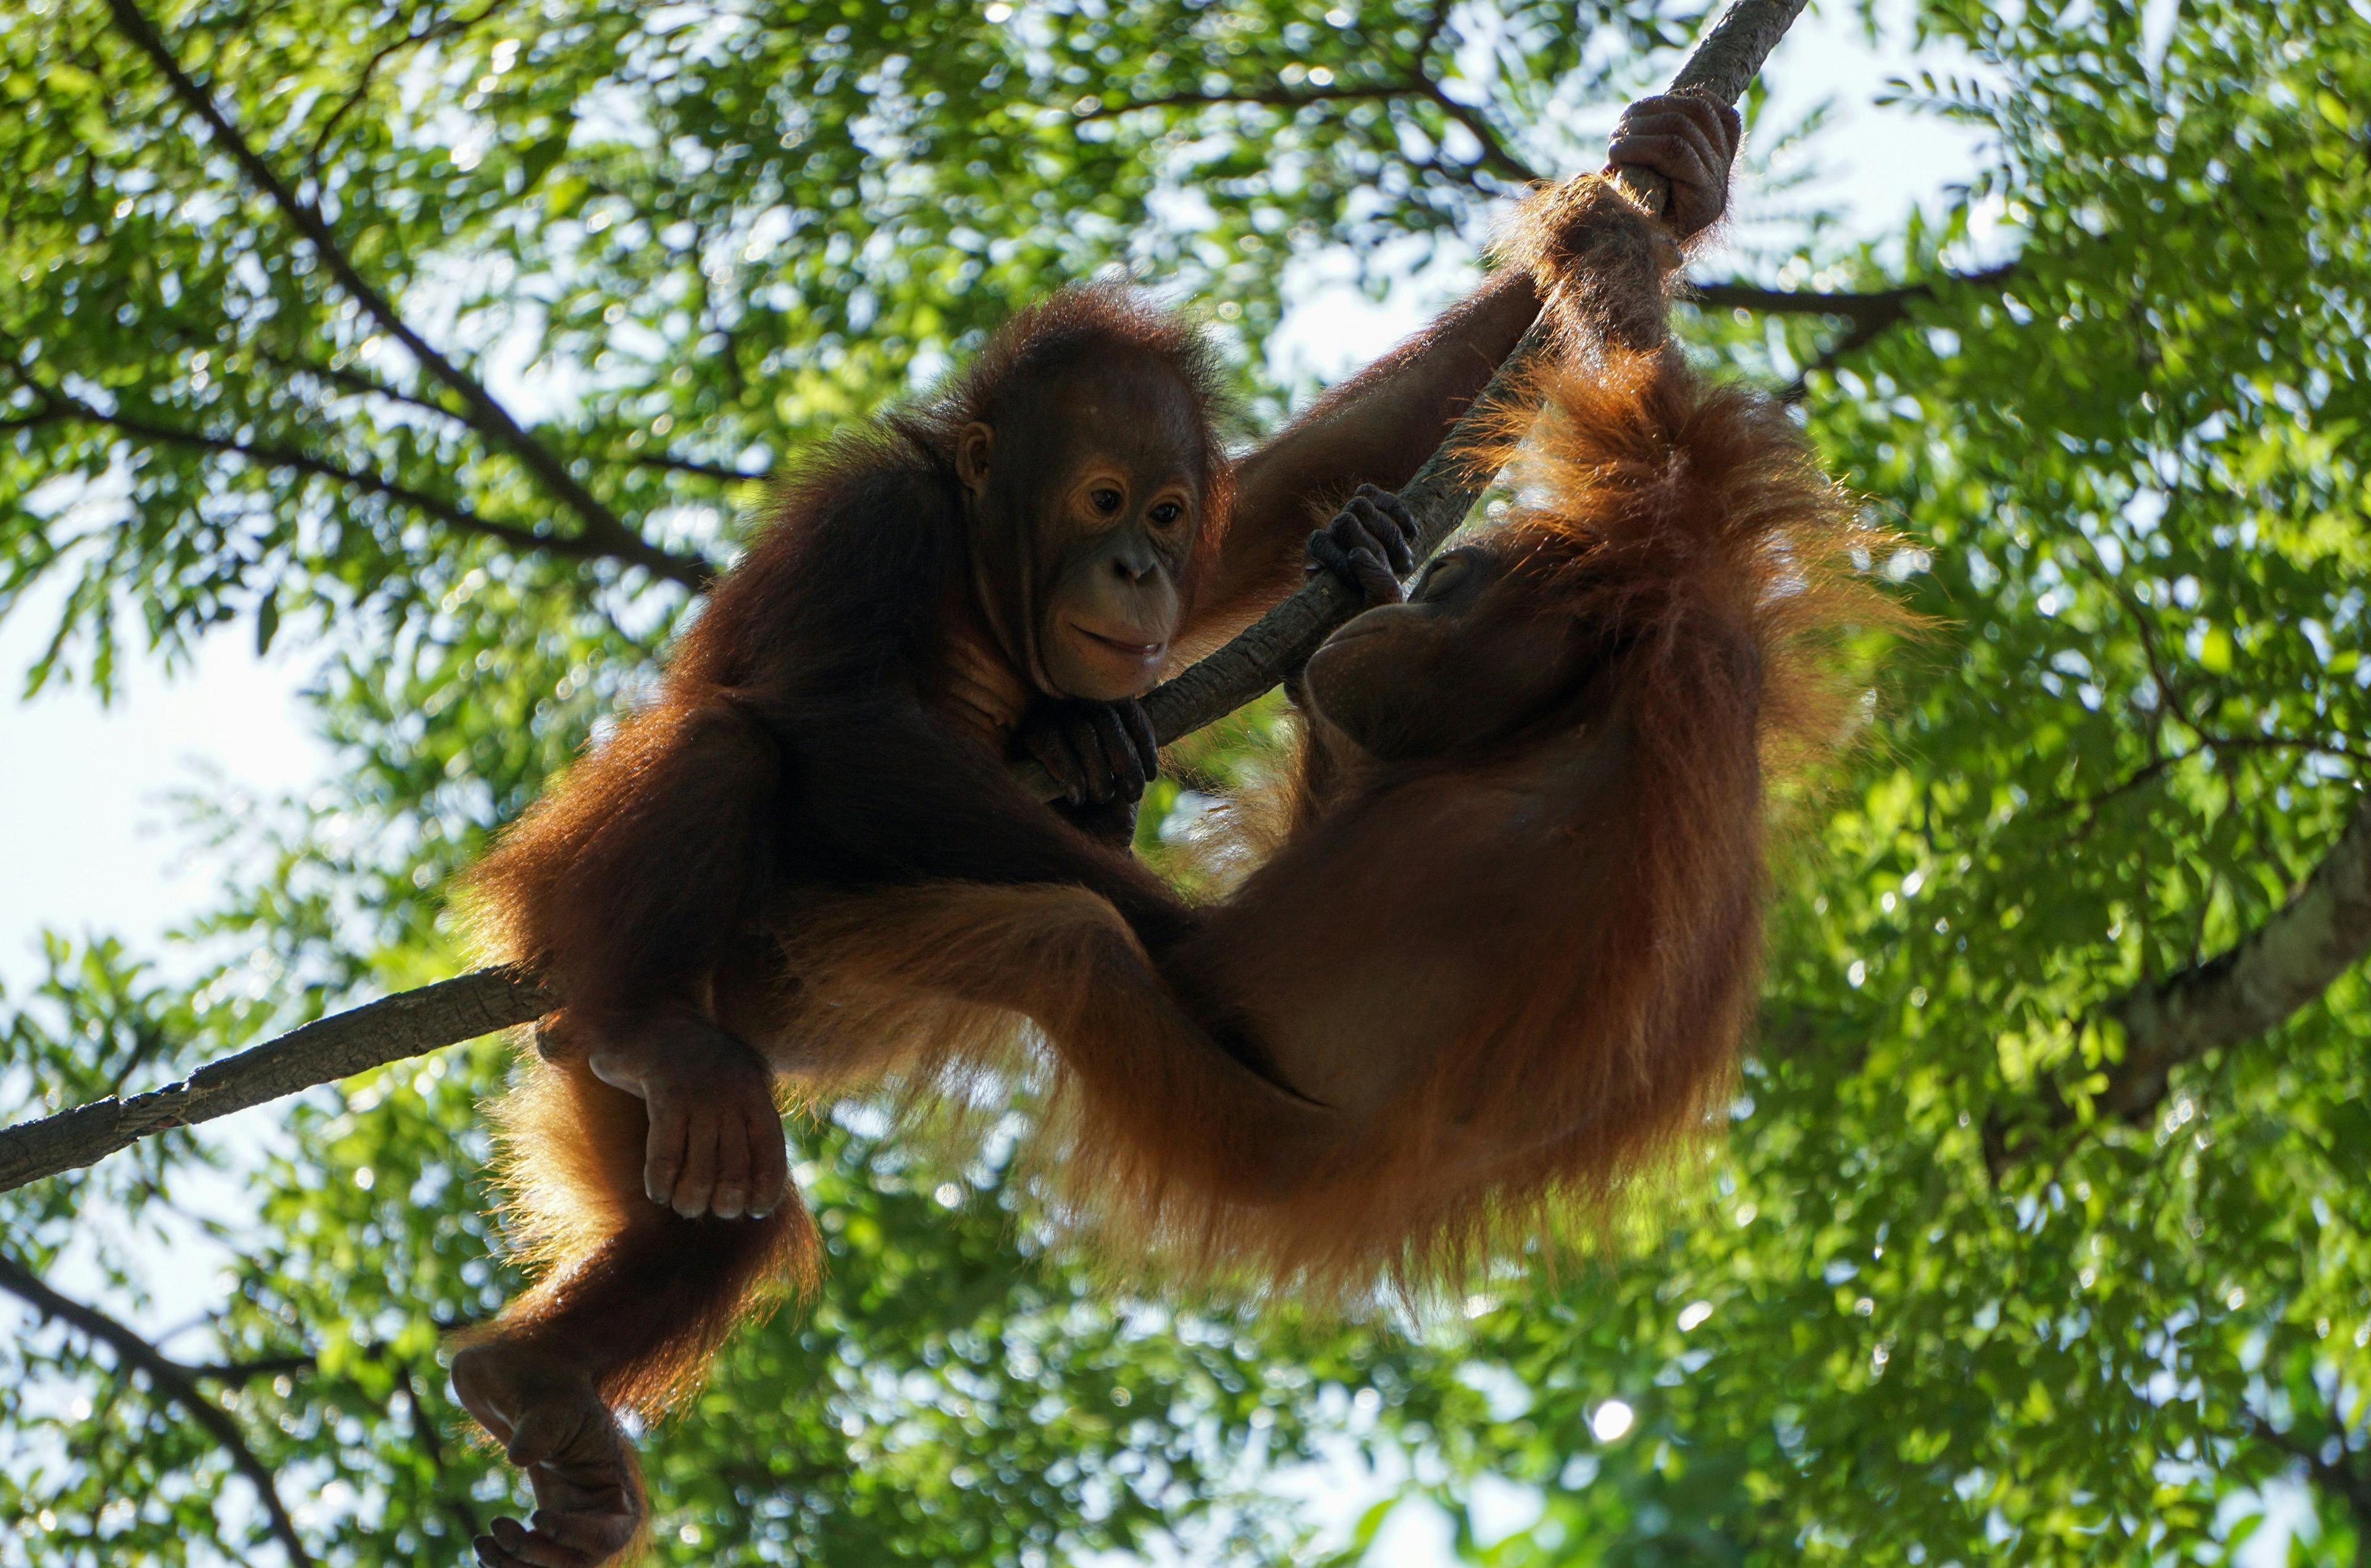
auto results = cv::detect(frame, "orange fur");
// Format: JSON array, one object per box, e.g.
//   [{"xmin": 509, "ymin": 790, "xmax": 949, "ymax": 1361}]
[
  {"xmin": 454, "ymin": 262, "xmax": 1562, "ymax": 1407},
  {"xmin": 768, "ymin": 264, "xmax": 1915, "ymax": 1301},
  {"xmin": 458, "ymin": 1055, "xmax": 819, "ymax": 1417}
]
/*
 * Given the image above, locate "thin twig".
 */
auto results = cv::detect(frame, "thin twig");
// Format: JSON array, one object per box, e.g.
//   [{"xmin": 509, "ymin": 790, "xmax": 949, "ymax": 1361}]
[
  {"xmin": 1081, "ymin": 0, "xmax": 1538, "ymax": 183},
  {"xmin": 104, "ymin": 0, "xmax": 704, "ymax": 591},
  {"xmin": 1687, "ymin": 264, "xmax": 2020, "ymax": 400},
  {"xmin": 303, "ymin": 0, "xmax": 517, "ymax": 177},
  {"xmin": 0, "ymin": 1251, "xmax": 317, "ymax": 1567}
]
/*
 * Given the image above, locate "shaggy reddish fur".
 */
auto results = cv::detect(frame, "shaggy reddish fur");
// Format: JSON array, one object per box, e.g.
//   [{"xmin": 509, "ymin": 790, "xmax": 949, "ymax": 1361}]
[
  {"xmin": 454, "ymin": 1055, "xmax": 819, "ymax": 1417},
  {"xmin": 459, "ymin": 264, "xmax": 1555, "ymax": 1417},
  {"xmin": 456, "ymin": 286, "xmax": 1237, "ymax": 1423},
  {"xmin": 769, "ymin": 181, "xmax": 1916, "ymax": 1299}
]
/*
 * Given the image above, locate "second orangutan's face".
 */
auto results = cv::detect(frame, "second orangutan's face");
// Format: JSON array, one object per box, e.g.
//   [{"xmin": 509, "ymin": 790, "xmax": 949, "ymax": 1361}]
[{"xmin": 1303, "ymin": 547, "xmax": 1583, "ymax": 761}]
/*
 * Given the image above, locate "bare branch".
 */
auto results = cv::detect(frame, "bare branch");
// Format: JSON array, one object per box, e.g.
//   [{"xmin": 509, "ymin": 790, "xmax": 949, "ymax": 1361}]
[
  {"xmin": 1690, "ymin": 278, "xmax": 1944, "ymax": 321},
  {"xmin": 303, "ymin": 0, "xmax": 517, "ymax": 177},
  {"xmin": 0, "ymin": 970, "xmax": 551, "ymax": 1193},
  {"xmin": 1085, "ymin": 75, "xmax": 1539, "ymax": 182},
  {"xmin": 1082, "ymin": 0, "xmax": 1538, "ymax": 182},
  {"xmin": 1688, "ymin": 265, "xmax": 2019, "ymax": 400},
  {"xmin": 25, "ymin": 386, "xmax": 696, "ymax": 576},
  {"xmin": 1412, "ymin": 78, "xmax": 1541, "ymax": 183},
  {"xmin": 251, "ymin": 353, "xmax": 764, "ymax": 485},
  {"xmin": 251, "ymin": 350, "xmax": 470, "ymax": 425},
  {"xmin": 624, "ymin": 450, "xmax": 770, "ymax": 483},
  {"xmin": 0, "ymin": 1250, "xmax": 316, "ymax": 1567},
  {"xmin": 103, "ymin": 0, "xmax": 703, "ymax": 591},
  {"xmin": 182, "ymin": 1353, "xmax": 320, "ymax": 1382},
  {"xmin": 1079, "ymin": 78, "xmax": 1410, "ymax": 123}
]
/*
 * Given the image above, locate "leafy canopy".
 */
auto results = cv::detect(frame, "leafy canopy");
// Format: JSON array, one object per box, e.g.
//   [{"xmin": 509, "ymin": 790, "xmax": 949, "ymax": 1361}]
[{"xmin": 4, "ymin": 1, "xmax": 2370, "ymax": 1564}]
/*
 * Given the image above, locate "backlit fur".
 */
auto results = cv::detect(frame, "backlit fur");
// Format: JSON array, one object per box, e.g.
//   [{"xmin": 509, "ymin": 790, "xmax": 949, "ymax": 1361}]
[{"xmin": 771, "ymin": 190, "xmax": 1915, "ymax": 1302}]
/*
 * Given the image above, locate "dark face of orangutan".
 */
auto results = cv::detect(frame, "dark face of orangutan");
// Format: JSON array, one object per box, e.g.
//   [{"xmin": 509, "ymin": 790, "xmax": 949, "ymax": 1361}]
[
  {"xmin": 1302, "ymin": 544, "xmax": 1587, "ymax": 761},
  {"xmin": 956, "ymin": 355, "xmax": 1210, "ymax": 703}
]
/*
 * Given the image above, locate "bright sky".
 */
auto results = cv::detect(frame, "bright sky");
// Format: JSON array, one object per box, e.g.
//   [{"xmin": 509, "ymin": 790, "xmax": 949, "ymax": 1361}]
[{"xmin": 12, "ymin": 4, "xmax": 2298, "ymax": 1562}]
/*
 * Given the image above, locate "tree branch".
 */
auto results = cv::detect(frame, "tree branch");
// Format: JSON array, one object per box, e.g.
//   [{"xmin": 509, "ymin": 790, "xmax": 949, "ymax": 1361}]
[
  {"xmin": 183, "ymin": 1352, "xmax": 319, "ymax": 1382},
  {"xmin": 303, "ymin": 0, "xmax": 517, "ymax": 177},
  {"xmin": 103, "ymin": 0, "xmax": 703, "ymax": 591},
  {"xmin": 1021, "ymin": 0, "xmax": 1805, "ymax": 795},
  {"xmin": 1079, "ymin": 80, "xmax": 1406, "ymax": 123},
  {"xmin": 0, "ymin": 1249, "xmax": 316, "ymax": 1566},
  {"xmin": 1081, "ymin": 0, "xmax": 1539, "ymax": 183},
  {"xmin": 24, "ymin": 386, "xmax": 698, "ymax": 577},
  {"xmin": 622, "ymin": 449, "xmax": 770, "ymax": 483},
  {"xmin": 2237, "ymin": 1404, "xmax": 2371, "ymax": 1549},
  {"xmin": 1690, "ymin": 279, "xmax": 1940, "ymax": 321},
  {"xmin": 253, "ymin": 352, "xmax": 767, "ymax": 486},
  {"xmin": 1689, "ymin": 265, "xmax": 2019, "ymax": 400},
  {"xmin": 1413, "ymin": 78, "xmax": 1541, "ymax": 183},
  {"xmin": 0, "ymin": 970, "xmax": 551, "ymax": 1193},
  {"xmin": 251, "ymin": 349, "xmax": 472, "ymax": 425},
  {"xmin": 2091, "ymin": 789, "xmax": 2371, "ymax": 1122},
  {"xmin": 0, "ymin": 0, "xmax": 1812, "ymax": 1190}
]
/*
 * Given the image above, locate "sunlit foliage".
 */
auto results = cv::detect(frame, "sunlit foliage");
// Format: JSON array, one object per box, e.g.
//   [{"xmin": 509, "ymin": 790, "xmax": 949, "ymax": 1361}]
[{"xmin": 4, "ymin": 1, "xmax": 2368, "ymax": 1564}]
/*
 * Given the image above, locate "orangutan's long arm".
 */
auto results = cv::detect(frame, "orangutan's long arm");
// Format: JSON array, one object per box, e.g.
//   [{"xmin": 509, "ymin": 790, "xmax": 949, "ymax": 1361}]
[
  {"xmin": 1186, "ymin": 93, "xmax": 1739, "ymax": 650},
  {"xmin": 1188, "ymin": 270, "xmax": 1541, "ymax": 644}
]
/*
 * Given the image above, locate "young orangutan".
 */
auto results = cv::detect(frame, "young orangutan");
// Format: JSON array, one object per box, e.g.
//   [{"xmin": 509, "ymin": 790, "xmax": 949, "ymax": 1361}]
[
  {"xmin": 454, "ymin": 98, "xmax": 1742, "ymax": 1568},
  {"xmin": 772, "ymin": 170, "xmax": 1913, "ymax": 1293}
]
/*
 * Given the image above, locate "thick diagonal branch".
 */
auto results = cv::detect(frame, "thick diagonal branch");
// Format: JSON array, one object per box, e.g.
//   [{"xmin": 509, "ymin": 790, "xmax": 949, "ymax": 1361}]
[
  {"xmin": 104, "ymin": 0, "xmax": 706, "ymax": 591},
  {"xmin": 0, "ymin": 970, "xmax": 551, "ymax": 1193},
  {"xmin": 0, "ymin": 1250, "xmax": 316, "ymax": 1566},
  {"xmin": 2093, "ymin": 790, "xmax": 2371, "ymax": 1121}
]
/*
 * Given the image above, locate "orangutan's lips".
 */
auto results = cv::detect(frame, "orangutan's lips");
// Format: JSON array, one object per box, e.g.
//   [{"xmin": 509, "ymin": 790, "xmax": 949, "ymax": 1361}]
[{"xmin": 1075, "ymin": 627, "xmax": 1167, "ymax": 662}]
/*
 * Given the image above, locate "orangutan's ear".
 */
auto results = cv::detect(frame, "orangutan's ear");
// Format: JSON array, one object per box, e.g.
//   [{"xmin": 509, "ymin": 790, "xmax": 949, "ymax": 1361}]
[{"xmin": 956, "ymin": 422, "xmax": 994, "ymax": 495}]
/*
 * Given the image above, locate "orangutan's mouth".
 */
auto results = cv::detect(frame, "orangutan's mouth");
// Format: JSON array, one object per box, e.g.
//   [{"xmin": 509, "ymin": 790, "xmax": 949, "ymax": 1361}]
[{"xmin": 1073, "ymin": 626, "xmax": 1168, "ymax": 661}]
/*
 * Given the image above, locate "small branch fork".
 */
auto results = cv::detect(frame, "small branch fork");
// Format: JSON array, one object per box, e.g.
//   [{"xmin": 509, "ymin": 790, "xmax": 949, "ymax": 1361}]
[
  {"xmin": 1079, "ymin": 0, "xmax": 1537, "ymax": 185},
  {"xmin": 1692, "ymin": 265, "xmax": 2020, "ymax": 399}
]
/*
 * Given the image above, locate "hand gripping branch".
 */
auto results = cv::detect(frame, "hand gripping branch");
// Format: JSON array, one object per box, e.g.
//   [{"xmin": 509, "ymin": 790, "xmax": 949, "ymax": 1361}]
[{"xmin": 0, "ymin": 0, "xmax": 1809, "ymax": 1195}]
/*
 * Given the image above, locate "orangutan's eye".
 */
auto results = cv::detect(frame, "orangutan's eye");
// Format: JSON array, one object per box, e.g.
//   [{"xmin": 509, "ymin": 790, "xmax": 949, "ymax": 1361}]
[
  {"xmin": 1414, "ymin": 553, "xmax": 1473, "ymax": 601},
  {"xmin": 1148, "ymin": 500, "xmax": 1183, "ymax": 527},
  {"xmin": 1091, "ymin": 487, "xmax": 1123, "ymax": 514}
]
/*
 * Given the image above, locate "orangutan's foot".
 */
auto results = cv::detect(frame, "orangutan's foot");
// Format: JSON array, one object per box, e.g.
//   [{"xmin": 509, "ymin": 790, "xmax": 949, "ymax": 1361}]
[{"xmin": 452, "ymin": 1341, "xmax": 646, "ymax": 1567}]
